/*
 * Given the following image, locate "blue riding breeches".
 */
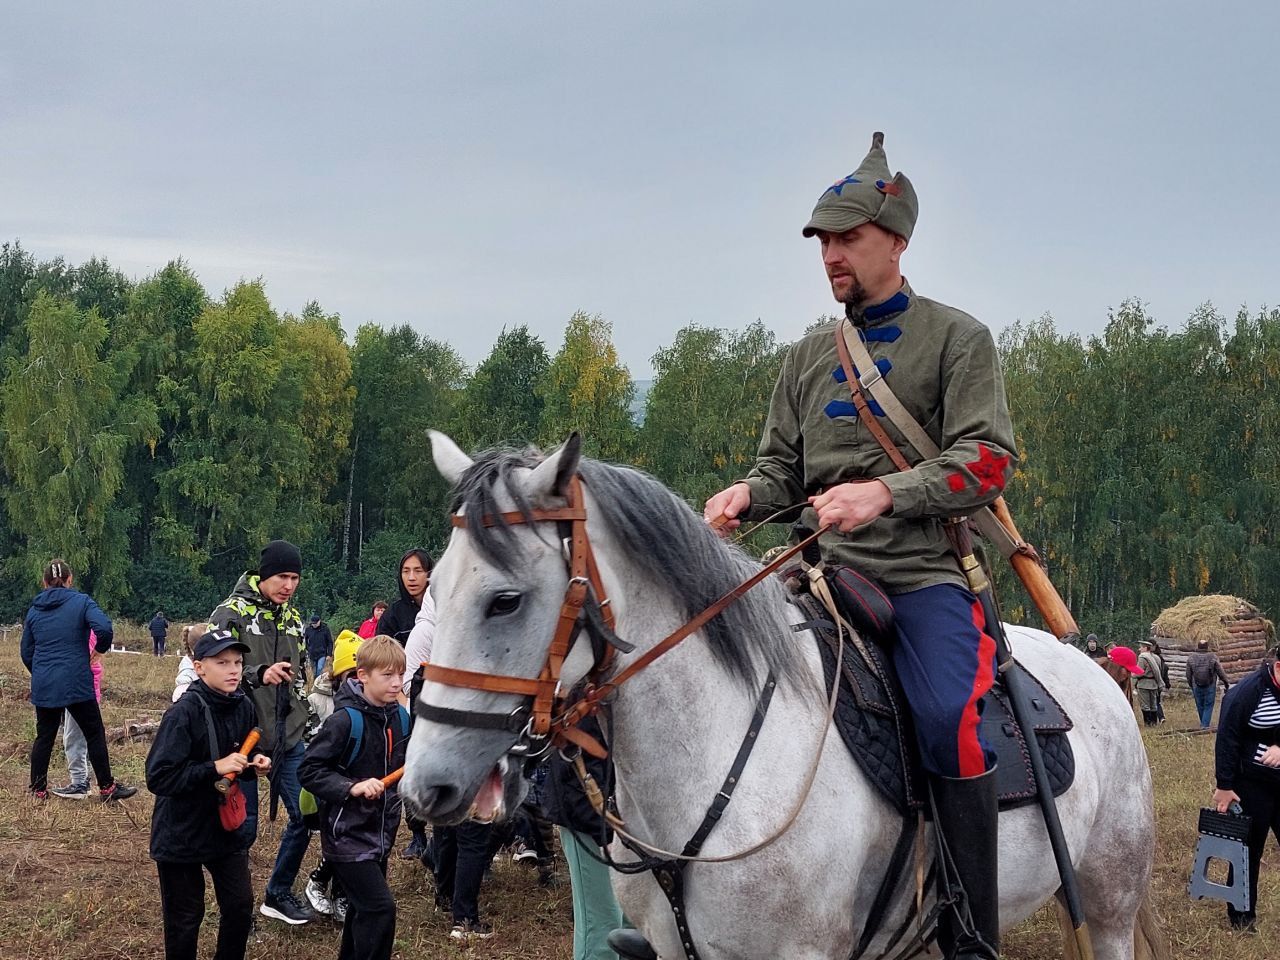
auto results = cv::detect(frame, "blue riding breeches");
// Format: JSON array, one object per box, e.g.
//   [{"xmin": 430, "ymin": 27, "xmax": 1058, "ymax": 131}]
[{"xmin": 889, "ymin": 583, "xmax": 998, "ymax": 779}]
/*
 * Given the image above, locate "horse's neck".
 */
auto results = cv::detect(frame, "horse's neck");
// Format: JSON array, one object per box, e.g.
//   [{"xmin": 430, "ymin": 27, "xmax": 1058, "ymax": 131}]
[{"xmin": 603, "ymin": 578, "xmax": 831, "ymax": 850}]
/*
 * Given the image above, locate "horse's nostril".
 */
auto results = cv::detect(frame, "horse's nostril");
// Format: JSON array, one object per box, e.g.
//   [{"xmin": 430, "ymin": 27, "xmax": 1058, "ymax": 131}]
[
  {"xmin": 403, "ymin": 783, "xmax": 457, "ymax": 822},
  {"xmin": 432, "ymin": 785, "xmax": 458, "ymax": 814}
]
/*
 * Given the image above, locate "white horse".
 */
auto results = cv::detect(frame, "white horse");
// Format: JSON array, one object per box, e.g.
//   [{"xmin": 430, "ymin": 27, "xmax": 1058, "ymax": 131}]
[{"xmin": 404, "ymin": 433, "xmax": 1169, "ymax": 960}]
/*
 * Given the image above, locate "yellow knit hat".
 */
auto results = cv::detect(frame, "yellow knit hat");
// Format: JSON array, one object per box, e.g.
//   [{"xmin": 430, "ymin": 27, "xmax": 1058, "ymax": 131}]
[{"xmin": 331, "ymin": 629, "xmax": 364, "ymax": 678}]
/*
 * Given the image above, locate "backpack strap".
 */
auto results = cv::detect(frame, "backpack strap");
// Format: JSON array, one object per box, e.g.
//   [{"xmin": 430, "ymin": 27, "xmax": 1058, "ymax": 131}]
[
  {"xmin": 396, "ymin": 705, "xmax": 410, "ymax": 739},
  {"xmin": 194, "ymin": 696, "xmax": 220, "ymax": 765},
  {"xmin": 342, "ymin": 706, "xmax": 365, "ymax": 771}
]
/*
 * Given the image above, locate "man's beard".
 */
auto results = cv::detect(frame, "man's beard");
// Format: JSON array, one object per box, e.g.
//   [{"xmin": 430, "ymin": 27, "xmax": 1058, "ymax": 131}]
[{"xmin": 832, "ymin": 272, "xmax": 870, "ymax": 314}]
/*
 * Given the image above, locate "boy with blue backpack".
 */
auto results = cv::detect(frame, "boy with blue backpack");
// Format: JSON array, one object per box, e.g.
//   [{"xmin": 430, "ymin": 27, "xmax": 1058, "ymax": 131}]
[{"xmin": 299, "ymin": 635, "xmax": 410, "ymax": 960}]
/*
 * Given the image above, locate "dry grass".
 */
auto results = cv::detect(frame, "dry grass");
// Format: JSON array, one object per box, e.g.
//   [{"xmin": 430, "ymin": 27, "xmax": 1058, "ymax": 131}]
[
  {"xmin": 0, "ymin": 635, "xmax": 1276, "ymax": 958},
  {"xmin": 1152, "ymin": 595, "xmax": 1274, "ymax": 649}
]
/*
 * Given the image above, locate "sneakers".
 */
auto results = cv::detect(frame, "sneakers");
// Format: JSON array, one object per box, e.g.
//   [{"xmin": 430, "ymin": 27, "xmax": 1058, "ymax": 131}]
[
  {"xmin": 333, "ymin": 897, "xmax": 348, "ymax": 924},
  {"xmin": 259, "ymin": 891, "xmax": 314, "ymax": 925},
  {"xmin": 511, "ymin": 841, "xmax": 539, "ymax": 863},
  {"xmin": 449, "ymin": 920, "xmax": 494, "ymax": 941},
  {"xmin": 51, "ymin": 782, "xmax": 92, "ymax": 801},
  {"xmin": 30, "ymin": 788, "xmax": 48, "ymax": 800},
  {"xmin": 100, "ymin": 782, "xmax": 138, "ymax": 802},
  {"xmin": 402, "ymin": 832, "xmax": 427, "ymax": 860},
  {"xmin": 304, "ymin": 877, "xmax": 333, "ymax": 917}
]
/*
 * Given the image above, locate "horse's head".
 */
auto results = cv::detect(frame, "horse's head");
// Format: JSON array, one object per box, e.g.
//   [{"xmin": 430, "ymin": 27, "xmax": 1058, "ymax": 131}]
[{"xmin": 402, "ymin": 431, "xmax": 607, "ymax": 824}]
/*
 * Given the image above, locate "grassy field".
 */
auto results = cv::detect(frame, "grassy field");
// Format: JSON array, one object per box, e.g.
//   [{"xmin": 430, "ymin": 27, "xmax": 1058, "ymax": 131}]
[{"xmin": 0, "ymin": 627, "xmax": 1274, "ymax": 959}]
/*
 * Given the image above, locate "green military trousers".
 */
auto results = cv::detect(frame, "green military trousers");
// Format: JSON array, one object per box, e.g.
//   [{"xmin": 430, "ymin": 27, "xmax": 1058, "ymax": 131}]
[{"xmin": 560, "ymin": 827, "xmax": 627, "ymax": 960}]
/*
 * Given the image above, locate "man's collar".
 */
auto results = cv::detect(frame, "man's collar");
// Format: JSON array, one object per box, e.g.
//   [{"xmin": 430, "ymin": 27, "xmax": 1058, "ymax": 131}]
[{"xmin": 849, "ymin": 280, "xmax": 912, "ymax": 325}]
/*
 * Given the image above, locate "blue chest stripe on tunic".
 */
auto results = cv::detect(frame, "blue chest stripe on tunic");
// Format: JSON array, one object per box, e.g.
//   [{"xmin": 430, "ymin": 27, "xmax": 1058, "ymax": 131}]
[{"xmin": 826, "ymin": 359, "xmax": 892, "ymax": 419}]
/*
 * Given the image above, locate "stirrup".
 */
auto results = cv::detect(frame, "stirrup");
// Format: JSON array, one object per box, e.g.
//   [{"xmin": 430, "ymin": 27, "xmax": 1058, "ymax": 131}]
[{"xmin": 608, "ymin": 928, "xmax": 658, "ymax": 960}]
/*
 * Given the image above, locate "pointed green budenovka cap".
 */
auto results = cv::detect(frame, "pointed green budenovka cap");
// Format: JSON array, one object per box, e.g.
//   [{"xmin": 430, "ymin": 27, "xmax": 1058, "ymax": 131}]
[{"xmin": 802, "ymin": 132, "xmax": 919, "ymax": 241}]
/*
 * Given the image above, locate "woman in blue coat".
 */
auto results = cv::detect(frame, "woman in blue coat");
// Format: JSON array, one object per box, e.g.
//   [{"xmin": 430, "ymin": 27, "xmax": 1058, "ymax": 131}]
[{"xmin": 21, "ymin": 559, "xmax": 137, "ymax": 801}]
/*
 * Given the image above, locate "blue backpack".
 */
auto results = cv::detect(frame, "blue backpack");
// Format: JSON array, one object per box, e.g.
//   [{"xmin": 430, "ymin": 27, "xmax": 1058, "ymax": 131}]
[
  {"xmin": 299, "ymin": 704, "xmax": 411, "ymax": 827},
  {"xmin": 339, "ymin": 704, "xmax": 410, "ymax": 772}
]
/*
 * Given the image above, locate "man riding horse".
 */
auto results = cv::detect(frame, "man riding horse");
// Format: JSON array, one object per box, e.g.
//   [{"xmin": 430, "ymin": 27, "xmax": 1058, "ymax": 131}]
[{"xmin": 703, "ymin": 133, "xmax": 1013, "ymax": 960}]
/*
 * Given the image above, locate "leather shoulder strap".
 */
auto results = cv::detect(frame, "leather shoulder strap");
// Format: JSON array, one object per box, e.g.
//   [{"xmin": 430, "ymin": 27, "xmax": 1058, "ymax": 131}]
[
  {"xmin": 834, "ymin": 320, "xmax": 1024, "ymax": 560},
  {"xmin": 839, "ymin": 319, "xmax": 941, "ymax": 461}
]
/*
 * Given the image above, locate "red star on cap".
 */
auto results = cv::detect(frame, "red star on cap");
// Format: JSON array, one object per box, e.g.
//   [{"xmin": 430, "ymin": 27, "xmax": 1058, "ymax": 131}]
[{"xmin": 964, "ymin": 446, "xmax": 1011, "ymax": 494}]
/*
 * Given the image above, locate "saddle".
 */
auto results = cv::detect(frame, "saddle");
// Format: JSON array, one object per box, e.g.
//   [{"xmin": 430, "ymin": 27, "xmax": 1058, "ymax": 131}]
[{"xmin": 791, "ymin": 580, "xmax": 1075, "ymax": 815}]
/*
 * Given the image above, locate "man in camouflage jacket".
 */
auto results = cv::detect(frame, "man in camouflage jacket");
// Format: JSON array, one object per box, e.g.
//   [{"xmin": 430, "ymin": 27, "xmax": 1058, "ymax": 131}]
[
  {"xmin": 705, "ymin": 134, "xmax": 1013, "ymax": 960},
  {"xmin": 208, "ymin": 539, "xmax": 315, "ymax": 925}
]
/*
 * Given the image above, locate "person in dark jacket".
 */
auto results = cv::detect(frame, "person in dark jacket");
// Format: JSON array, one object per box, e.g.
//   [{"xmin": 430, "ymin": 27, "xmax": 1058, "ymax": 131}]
[
  {"xmin": 375, "ymin": 548, "xmax": 432, "ymax": 646},
  {"xmin": 1212, "ymin": 653, "xmax": 1280, "ymax": 931},
  {"xmin": 544, "ymin": 717, "xmax": 628, "ymax": 960},
  {"xmin": 150, "ymin": 610, "xmax": 171, "ymax": 656},
  {"xmin": 21, "ymin": 558, "xmax": 137, "ymax": 802},
  {"xmin": 147, "ymin": 630, "xmax": 270, "ymax": 960},
  {"xmin": 1188, "ymin": 639, "xmax": 1232, "ymax": 729},
  {"xmin": 299, "ymin": 636, "xmax": 409, "ymax": 960},
  {"xmin": 304, "ymin": 615, "xmax": 335, "ymax": 677},
  {"xmin": 208, "ymin": 539, "xmax": 313, "ymax": 924}
]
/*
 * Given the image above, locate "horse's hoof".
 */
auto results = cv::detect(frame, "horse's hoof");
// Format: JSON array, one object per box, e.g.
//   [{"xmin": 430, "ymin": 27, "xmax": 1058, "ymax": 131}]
[{"xmin": 607, "ymin": 928, "xmax": 658, "ymax": 960}]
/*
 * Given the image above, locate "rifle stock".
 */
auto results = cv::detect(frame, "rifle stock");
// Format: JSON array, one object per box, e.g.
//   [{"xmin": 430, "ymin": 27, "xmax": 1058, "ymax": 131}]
[{"xmin": 990, "ymin": 497, "xmax": 1080, "ymax": 641}]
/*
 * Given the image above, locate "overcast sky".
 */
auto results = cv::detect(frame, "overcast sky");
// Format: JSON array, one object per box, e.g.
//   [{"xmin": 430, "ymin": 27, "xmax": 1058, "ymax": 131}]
[{"xmin": 4, "ymin": 2, "xmax": 1277, "ymax": 377}]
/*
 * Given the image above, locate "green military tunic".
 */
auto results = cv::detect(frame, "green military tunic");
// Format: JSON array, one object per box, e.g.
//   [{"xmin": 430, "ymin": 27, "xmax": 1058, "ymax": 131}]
[{"xmin": 741, "ymin": 280, "xmax": 1016, "ymax": 593}]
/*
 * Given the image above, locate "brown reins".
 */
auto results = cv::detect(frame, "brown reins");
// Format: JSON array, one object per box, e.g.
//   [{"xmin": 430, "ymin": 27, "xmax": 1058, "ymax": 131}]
[{"xmin": 417, "ymin": 474, "xmax": 826, "ymax": 758}]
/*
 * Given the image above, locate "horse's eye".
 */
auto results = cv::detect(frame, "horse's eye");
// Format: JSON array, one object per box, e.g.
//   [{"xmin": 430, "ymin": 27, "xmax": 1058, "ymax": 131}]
[{"xmin": 487, "ymin": 592, "xmax": 522, "ymax": 617}]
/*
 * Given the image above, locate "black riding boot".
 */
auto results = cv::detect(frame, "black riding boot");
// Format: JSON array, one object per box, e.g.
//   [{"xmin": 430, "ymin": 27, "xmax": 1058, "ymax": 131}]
[
  {"xmin": 608, "ymin": 929, "xmax": 658, "ymax": 960},
  {"xmin": 934, "ymin": 769, "xmax": 1000, "ymax": 960}
]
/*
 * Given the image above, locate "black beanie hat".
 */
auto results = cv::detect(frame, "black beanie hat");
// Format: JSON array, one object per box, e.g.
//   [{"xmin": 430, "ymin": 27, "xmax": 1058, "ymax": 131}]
[{"xmin": 259, "ymin": 539, "xmax": 302, "ymax": 580}]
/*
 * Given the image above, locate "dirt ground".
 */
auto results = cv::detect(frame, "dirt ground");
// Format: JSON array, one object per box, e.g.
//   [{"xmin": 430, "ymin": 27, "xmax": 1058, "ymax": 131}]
[{"xmin": 0, "ymin": 628, "xmax": 1274, "ymax": 959}]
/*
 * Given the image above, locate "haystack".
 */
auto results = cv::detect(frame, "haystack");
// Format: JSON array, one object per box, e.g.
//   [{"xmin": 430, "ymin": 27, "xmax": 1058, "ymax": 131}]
[{"xmin": 1151, "ymin": 594, "xmax": 1274, "ymax": 684}]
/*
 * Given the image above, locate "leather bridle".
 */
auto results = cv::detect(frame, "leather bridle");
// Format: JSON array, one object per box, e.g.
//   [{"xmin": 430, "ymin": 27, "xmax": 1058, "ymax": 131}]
[{"xmin": 414, "ymin": 473, "xmax": 824, "ymax": 760}]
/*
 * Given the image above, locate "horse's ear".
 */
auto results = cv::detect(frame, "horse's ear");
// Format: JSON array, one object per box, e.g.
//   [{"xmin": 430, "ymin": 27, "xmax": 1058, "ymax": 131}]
[
  {"xmin": 429, "ymin": 431, "xmax": 474, "ymax": 485},
  {"xmin": 526, "ymin": 432, "xmax": 582, "ymax": 500}
]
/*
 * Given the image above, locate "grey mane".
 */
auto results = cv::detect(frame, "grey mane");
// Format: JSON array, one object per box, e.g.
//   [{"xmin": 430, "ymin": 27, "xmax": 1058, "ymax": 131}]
[{"xmin": 450, "ymin": 447, "xmax": 797, "ymax": 690}]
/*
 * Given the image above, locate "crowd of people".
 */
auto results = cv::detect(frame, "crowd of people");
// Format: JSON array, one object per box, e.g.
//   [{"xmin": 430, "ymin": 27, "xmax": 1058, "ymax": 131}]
[{"xmin": 20, "ymin": 540, "xmax": 624, "ymax": 960}]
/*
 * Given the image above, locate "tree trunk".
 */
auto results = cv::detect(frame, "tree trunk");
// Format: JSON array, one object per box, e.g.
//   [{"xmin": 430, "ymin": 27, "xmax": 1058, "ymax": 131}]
[{"xmin": 342, "ymin": 432, "xmax": 359, "ymax": 569}]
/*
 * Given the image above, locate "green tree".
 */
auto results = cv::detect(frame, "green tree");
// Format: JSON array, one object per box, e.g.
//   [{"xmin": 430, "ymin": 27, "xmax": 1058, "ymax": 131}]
[
  {"xmin": 0, "ymin": 292, "xmax": 158, "ymax": 602},
  {"xmin": 456, "ymin": 325, "xmax": 550, "ymax": 450},
  {"xmin": 639, "ymin": 321, "xmax": 784, "ymax": 506},
  {"xmin": 538, "ymin": 311, "xmax": 635, "ymax": 461},
  {"xmin": 154, "ymin": 281, "xmax": 318, "ymax": 581},
  {"xmin": 346, "ymin": 324, "xmax": 467, "ymax": 566},
  {"xmin": 111, "ymin": 261, "xmax": 209, "ymax": 568}
]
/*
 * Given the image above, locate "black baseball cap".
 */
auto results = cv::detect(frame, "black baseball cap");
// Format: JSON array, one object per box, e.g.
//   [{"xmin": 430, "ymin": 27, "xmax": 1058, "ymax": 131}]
[{"xmin": 193, "ymin": 629, "xmax": 251, "ymax": 661}]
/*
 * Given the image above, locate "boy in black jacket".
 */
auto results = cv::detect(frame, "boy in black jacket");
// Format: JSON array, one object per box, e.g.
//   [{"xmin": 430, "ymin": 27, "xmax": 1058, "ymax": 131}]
[
  {"xmin": 300, "ymin": 635, "xmax": 410, "ymax": 960},
  {"xmin": 147, "ymin": 630, "xmax": 271, "ymax": 960}
]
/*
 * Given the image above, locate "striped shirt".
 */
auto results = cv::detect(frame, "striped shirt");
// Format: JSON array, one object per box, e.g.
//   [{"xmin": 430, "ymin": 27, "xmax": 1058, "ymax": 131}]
[{"xmin": 1249, "ymin": 689, "xmax": 1280, "ymax": 768}]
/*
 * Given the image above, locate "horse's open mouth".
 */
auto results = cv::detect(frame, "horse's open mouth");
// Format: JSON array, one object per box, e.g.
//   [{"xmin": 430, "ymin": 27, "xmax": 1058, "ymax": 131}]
[{"xmin": 467, "ymin": 757, "xmax": 509, "ymax": 823}]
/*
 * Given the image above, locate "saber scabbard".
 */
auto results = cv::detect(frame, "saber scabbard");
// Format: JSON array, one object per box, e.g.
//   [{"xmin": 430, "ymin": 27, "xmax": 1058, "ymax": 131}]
[{"xmin": 946, "ymin": 522, "xmax": 1094, "ymax": 959}]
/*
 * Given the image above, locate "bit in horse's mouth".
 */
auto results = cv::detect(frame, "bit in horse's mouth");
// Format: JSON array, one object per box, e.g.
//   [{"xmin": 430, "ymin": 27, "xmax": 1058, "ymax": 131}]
[{"xmin": 467, "ymin": 756, "xmax": 509, "ymax": 823}]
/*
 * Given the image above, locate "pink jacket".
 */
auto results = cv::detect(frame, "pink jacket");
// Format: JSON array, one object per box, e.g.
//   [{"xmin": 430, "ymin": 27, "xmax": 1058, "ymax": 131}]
[{"xmin": 88, "ymin": 630, "xmax": 102, "ymax": 702}]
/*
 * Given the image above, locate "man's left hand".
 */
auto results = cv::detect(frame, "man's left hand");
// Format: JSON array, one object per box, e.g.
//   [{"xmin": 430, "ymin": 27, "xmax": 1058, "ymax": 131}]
[{"xmin": 809, "ymin": 481, "xmax": 893, "ymax": 533}]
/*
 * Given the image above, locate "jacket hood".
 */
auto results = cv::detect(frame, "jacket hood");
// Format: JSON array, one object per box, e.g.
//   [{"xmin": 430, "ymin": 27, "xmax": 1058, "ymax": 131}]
[
  {"xmin": 336, "ymin": 677, "xmax": 403, "ymax": 720},
  {"xmin": 395, "ymin": 548, "xmax": 433, "ymax": 605},
  {"xmin": 311, "ymin": 672, "xmax": 334, "ymax": 696},
  {"xmin": 32, "ymin": 587, "xmax": 77, "ymax": 611},
  {"xmin": 231, "ymin": 572, "xmax": 267, "ymax": 604}
]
